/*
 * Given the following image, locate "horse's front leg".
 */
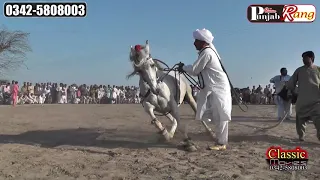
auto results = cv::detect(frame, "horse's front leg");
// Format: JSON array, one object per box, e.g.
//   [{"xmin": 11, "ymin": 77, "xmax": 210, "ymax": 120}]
[
  {"xmin": 144, "ymin": 102, "xmax": 171, "ymax": 141},
  {"xmin": 169, "ymin": 101, "xmax": 197, "ymax": 152},
  {"xmin": 165, "ymin": 113, "xmax": 177, "ymax": 139}
]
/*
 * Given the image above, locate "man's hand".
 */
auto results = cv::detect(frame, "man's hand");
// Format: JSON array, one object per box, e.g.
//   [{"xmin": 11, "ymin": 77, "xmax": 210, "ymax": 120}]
[{"xmin": 177, "ymin": 62, "xmax": 185, "ymax": 73}]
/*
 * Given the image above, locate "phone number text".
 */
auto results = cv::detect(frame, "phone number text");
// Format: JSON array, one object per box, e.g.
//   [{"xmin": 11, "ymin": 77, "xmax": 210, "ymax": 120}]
[{"xmin": 4, "ymin": 2, "xmax": 87, "ymax": 17}]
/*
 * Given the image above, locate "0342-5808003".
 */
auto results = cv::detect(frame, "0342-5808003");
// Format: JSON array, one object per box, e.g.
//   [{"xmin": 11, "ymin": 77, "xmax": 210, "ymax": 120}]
[
  {"xmin": 269, "ymin": 164, "xmax": 307, "ymax": 171},
  {"xmin": 3, "ymin": 2, "xmax": 87, "ymax": 17}
]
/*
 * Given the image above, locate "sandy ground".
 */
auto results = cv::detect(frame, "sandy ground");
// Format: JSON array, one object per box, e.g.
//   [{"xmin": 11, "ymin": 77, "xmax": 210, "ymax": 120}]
[{"xmin": 0, "ymin": 104, "xmax": 319, "ymax": 180}]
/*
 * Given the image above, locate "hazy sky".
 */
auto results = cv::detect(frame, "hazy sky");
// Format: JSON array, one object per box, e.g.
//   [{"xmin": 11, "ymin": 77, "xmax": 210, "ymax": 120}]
[{"xmin": 1, "ymin": 0, "xmax": 319, "ymax": 87}]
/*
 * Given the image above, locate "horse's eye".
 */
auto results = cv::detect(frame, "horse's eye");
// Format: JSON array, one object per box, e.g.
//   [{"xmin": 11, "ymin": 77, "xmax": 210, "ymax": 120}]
[{"xmin": 151, "ymin": 64, "xmax": 155, "ymax": 68}]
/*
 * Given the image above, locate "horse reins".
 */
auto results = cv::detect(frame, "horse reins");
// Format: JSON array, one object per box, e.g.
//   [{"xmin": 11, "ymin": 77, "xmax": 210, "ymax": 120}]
[
  {"xmin": 139, "ymin": 50, "xmax": 248, "ymax": 116},
  {"xmin": 138, "ymin": 58, "xmax": 201, "ymax": 116},
  {"xmin": 139, "ymin": 58, "xmax": 185, "ymax": 116},
  {"xmin": 155, "ymin": 47, "xmax": 248, "ymax": 113}
]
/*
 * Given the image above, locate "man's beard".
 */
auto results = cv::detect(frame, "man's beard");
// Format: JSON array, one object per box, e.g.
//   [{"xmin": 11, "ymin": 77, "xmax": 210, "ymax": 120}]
[{"xmin": 303, "ymin": 60, "xmax": 311, "ymax": 66}]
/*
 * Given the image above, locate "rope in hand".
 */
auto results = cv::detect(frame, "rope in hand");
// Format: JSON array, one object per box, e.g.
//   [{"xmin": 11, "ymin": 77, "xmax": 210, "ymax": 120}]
[
  {"xmin": 155, "ymin": 59, "xmax": 204, "ymax": 90},
  {"xmin": 143, "ymin": 59, "xmax": 248, "ymax": 117},
  {"xmin": 158, "ymin": 59, "xmax": 248, "ymax": 112},
  {"xmin": 155, "ymin": 59, "xmax": 291, "ymax": 130},
  {"xmin": 139, "ymin": 59, "xmax": 181, "ymax": 116},
  {"xmin": 142, "ymin": 59, "xmax": 200, "ymax": 116}
]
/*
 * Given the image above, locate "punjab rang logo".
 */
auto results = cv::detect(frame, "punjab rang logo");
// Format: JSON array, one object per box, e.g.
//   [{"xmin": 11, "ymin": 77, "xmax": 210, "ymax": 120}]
[{"xmin": 247, "ymin": 4, "xmax": 316, "ymax": 23}]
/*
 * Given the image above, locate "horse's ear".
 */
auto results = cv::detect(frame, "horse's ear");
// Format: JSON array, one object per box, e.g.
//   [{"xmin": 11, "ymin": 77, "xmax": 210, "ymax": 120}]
[
  {"xmin": 129, "ymin": 45, "xmax": 135, "ymax": 60},
  {"xmin": 145, "ymin": 40, "xmax": 150, "ymax": 54}
]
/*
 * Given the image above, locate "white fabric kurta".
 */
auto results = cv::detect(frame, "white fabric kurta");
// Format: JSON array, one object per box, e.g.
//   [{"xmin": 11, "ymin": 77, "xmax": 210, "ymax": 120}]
[
  {"xmin": 270, "ymin": 75, "xmax": 291, "ymax": 94},
  {"xmin": 112, "ymin": 88, "xmax": 118, "ymax": 99},
  {"xmin": 112, "ymin": 88, "xmax": 119, "ymax": 104},
  {"xmin": 183, "ymin": 46, "xmax": 232, "ymax": 145},
  {"xmin": 38, "ymin": 94, "xmax": 46, "ymax": 104},
  {"xmin": 98, "ymin": 88, "xmax": 105, "ymax": 99},
  {"xmin": 183, "ymin": 47, "xmax": 232, "ymax": 122},
  {"xmin": 270, "ymin": 75, "xmax": 292, "ymax": 119},
  {"xmin": 60, "ymin": 87, "xmax": 67, "ymax": 104}
]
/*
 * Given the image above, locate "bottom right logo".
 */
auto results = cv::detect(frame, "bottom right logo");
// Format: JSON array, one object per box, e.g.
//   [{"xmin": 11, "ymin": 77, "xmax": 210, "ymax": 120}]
[{"xmin": 266, "ymin": 146, "xmax": 308, "ymax": 171}]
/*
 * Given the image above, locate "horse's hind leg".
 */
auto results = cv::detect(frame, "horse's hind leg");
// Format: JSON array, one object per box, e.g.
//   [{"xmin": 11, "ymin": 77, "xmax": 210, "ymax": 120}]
[
  {"xmin": 178, "ymin": 86, "xmax": 187, "ymax": 105},
  {"xmin": 185, "ymin": 89, "xmax": 216, "ymax": 141},
  {"xmin": 184, "ymin": 87, "xmax": 197, "ymax": 113},
  {"xmin": 144, "ymin": 103, "xmax": 171, "ymax": 141}
]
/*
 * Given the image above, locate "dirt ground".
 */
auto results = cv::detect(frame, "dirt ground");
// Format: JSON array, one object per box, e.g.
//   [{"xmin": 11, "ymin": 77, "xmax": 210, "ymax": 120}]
[{"xmin": 0, "ymin": 104, "xmax": 319, "ymax": 180}]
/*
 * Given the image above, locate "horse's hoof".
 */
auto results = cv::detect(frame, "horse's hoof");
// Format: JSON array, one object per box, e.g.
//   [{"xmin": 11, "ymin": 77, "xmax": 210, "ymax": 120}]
[
  {"xmin": 182, "ymin": 139, "xmax": 197, "ymax": 152},
  {"xmin": 185, "ymin": 144, "xmax": 197, "ymax": 152},
  {"xmin": 156, "ymin": 135, "xmax": 170, "ymax": 143},
  {"xmin": 168, "ymin": 132, "xmax": 174, "ymax": 139},
  {"xmin": 161, "ymin": 129, "xmax": 171, "ymax": 142}
]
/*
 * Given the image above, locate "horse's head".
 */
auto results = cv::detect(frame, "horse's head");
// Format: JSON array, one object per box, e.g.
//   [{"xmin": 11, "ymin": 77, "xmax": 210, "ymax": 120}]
[{"xmin": 129, "ymin": 40, "xmax": 159, "ymax": 94}]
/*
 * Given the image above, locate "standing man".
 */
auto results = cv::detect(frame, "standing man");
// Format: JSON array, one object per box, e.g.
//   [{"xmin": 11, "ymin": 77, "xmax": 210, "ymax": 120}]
[
  {"xmin": 256, "ymin": 85, "xmax": 263, "ymax": 104},
  {"xmin": 12, "ymin": 81, "xmax": 19, "ymax": 106},
  {"xmin": 178, "ymin": 28, "xmax": 232, "ymax": 150},
  {"xmin": 112, "ymin": 85, "xmax": 119, "ymax": 104},
  {"xmin": 105, "ymin": 85, "xmax": 112, "ymax": 104},
  {"xmin": 263, "ymin": 85, "xmax": 270, "ymax": 104},
  {"xmin": 287, "ymin": 51, "xmax": 320, "ymax": 141},
  {"xmin": 270, "ymin": 68, "xmax": 292, "ymax": 120},
  {"xmin": 61, "ymin": 84, "xmax": 67, "ymax": 104},
  {"xmin": 267, "ymin": 84, "xmax": 273, "ymax": 104}
]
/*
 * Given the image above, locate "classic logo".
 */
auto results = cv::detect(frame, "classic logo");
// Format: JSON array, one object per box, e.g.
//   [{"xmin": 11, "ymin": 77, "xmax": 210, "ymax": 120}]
[
  {"xmin": 266, "ymin": 146, "xmax": 308, "ymax": 171},
  {"xmin": 247, "ymin": 4, "xmax": 316, "ymax": 23}
]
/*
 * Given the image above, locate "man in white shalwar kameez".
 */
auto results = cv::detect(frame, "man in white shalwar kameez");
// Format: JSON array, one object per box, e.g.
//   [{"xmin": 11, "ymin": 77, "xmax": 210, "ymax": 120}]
[
  {"xmin": 270, "ymin": 68, "xmax": 292, "ymax": 120},
  {"xmin": 38, "ymin": 88, "xmax": 46, "ymax": 104},
  {"xmin": 60, "ymin": 85, "xmax": 67, "ymax": 104},
  {"xmin": 180, "ymin": 28, "xmax": 232, "ymax": 150},
  {"xmin": 112, "ymin": 86, "xmax": 118, "ymax": 104}
]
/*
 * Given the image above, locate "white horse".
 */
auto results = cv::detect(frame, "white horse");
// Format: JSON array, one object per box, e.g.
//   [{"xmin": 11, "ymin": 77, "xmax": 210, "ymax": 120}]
[{"xmin": 127, "ymin": 40, "xmax": 213, "ymax": 151}]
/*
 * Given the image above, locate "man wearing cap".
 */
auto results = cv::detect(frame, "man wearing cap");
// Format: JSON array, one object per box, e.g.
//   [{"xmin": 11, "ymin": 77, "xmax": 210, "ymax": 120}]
[
  {"xmin": 178, "ymin": 28, "xmax": 232, "ymax": 150},
  {"xmin": 270, "ymin": 68, "xmax": 292, "ymax": 120}
]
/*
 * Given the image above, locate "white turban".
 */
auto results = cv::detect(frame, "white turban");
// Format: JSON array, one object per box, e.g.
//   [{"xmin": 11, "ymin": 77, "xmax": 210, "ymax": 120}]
[{"xmin": 193, "ymin": 28, "xmax": 221, "ymax": 59}]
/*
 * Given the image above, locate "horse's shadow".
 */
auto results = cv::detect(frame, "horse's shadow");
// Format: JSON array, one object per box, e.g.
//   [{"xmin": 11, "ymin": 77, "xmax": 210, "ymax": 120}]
[
  {"xmin": 0, "ymin": 127, "xmax": 318, "ymax": 151},
  {"xmin": 0, "ymin": 128, "xmax": 175, "ymax": 150}
]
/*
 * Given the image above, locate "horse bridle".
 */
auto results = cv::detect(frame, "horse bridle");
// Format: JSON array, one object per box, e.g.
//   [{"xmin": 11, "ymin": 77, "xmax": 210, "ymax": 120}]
[
  {"xmin": 134, "ymin": 57, "xmax": 160, "ymax": 100},
  {"xmin": 136, "ymin": 56, "xmax": 196, "ymax": 104}
]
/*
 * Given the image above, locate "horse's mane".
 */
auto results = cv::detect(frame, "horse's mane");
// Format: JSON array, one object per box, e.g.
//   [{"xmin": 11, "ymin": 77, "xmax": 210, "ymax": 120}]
[
  {"xmin": 126, "ymin": 53, "xmax": 138, "ymax": 79},
  {"xmin": 126, "ymin": 67, "xmax": 138, "ymax": 79}
]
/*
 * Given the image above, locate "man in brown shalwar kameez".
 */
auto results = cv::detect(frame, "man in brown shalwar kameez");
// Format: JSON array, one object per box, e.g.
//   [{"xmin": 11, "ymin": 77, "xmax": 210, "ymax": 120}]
[{"xmin": 287, "ymin": 51, "xmax": 320, "ymax": 141}]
